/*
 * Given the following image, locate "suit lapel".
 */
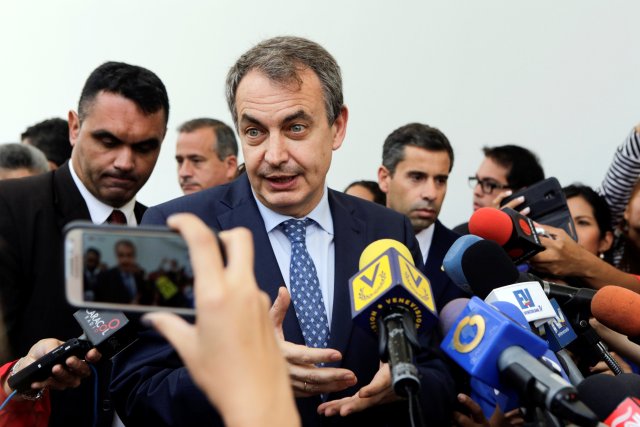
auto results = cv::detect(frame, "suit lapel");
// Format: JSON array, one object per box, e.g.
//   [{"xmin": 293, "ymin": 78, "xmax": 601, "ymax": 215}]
[
  {"xmin": 327, "ymin": 191, "xmax": 365, "ymax": 359},
  {"xmin": 216, "ymin": 177, "xmax": 305, "ymax": 344},
  {"xmin": 52, "ymin": 163, "xmax": 91, "ymax": 229}
]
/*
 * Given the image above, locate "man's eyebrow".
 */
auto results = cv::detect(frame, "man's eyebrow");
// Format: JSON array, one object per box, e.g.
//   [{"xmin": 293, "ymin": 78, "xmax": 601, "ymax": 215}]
[
  {"xmin": 282, "ymin": 110, "xmax": 312, "ymax": 124},
  {"xmin": 91, "ymin": 129, "xmax": 159, "ymax": 147},
  {"xmin": 239, "ymin": 110, "xmax": 313, "ymax": 128},
  {"xmin": 239, "ymin": 113, "xmax": 263, "ymax": 127},
  {"xmin": 91, "ymin": 130, "xmax": 122, "ymax": 144}
]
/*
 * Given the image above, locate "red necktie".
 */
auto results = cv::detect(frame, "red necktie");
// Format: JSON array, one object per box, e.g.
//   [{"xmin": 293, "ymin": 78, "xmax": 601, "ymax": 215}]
[{"xmin": 107, "ymin": 210, "xmax": 127, "ymax": 225}]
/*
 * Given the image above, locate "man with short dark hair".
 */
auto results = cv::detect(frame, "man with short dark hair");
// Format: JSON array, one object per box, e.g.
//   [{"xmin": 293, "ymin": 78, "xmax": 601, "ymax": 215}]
[
  {"xmin": 21, "ymin": 118, "xmax": 71, "ymax": 170},
  {"xmin": 0, "ymin": 143, "xmax": 49, "ymax": 179},
  {"xmin": 0, "ymin": 61, "xmax": 169, "ymax": 427},
  {"xmin": 175, "ymin": 118, "xmax": 238, "ymax": 194},
  {"xmin": 454, "ymin": 144, "xmax": 545, "ymax": 234},
  {"xmin": 112, "ymin": 36, "xmax": 455, "ymax": 427},
  {"xmin": 378, "ymin": 123, "xmax": 466, "ymax": 310}
]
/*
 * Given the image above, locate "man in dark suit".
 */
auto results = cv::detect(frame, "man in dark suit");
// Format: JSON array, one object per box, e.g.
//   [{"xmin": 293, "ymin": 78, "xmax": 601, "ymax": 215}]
[
  {"xmin": 378, "ymin": 123, "xmax": 468, "ymax": 311},
  {"xmin": 0, "ymin": 61, "xmax": 169, "ymax": 426},
  {"xmin": 111, "ymin": 36, "xmax": 456, "ymax": 426}
]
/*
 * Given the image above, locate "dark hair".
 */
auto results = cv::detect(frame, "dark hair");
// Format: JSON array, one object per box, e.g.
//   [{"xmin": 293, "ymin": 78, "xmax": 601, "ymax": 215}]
[
  {"xmin": 344, "ymin": 180, "xmax": 386, "ymax": 206},
  {"xmin": 226, "ymin": 36, "xmax": 343, "ymax": 128},
  {"xmin": 85, "ymin": 247, "xmax": 101, "ymax": 258},
  {"xmin": 563, "ymin": 184, "xmax": 612, "ymax": 238},
  {"xmin": 0, "ymin": 143, "xmax": 49, "ymax": 174},
  {"xmin": 482, "ymin": 145, "xmax": 544, "ymax": 190},
  {"xmin": 78, "ymin": 61, "xmax": 169, "ymax": 124},
  {"xmin": 114, "ymin": 239, "xmax": 136, "ymax": 253},
  {"xmin": 21, "ymin": 118, "xmax": 71, "ymax": 167},
  {"xmin": 177, "ymin": 118, "xmax": 238, "ymax": 160},
  {"xmin": 382, "ymin": 123, "xmax": 454, "ymax": 174}
]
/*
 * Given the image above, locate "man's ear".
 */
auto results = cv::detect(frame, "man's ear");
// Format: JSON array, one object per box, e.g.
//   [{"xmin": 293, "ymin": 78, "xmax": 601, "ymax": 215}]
[
  {"xmin": 68, "ymin": 110, "xmax": 80, "ymax": 147},
  {"xmin": 330, "ymin": 106, "xmax": 348, "ymax": 151},
  {"xmin": 225, "ymin": 155, "xmax": 238, "ymax": 180},
  {"xmin": 377, "ymin": 165, "xmax": 391, "ymax": 194}
]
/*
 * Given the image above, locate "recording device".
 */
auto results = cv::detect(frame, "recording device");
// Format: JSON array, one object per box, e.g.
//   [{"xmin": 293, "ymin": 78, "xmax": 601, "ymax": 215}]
[
  {"xmin": 440, "ymin": 297, "xmax": 599, "ymax": 425},
  {"xmin": 500, "ymin": 177, "xmax": 577, "ymax": 241},
  {"xmin": 8, "ymin": 308, "xmax": 138, "ymax": 393},
  {"xmin": 469, "ymin": 207, "xmax": 544, "ymax": 264},
  {"xmin": 349, "ymin": 239, "xmax": 438, "ymax": 396},
  {"xmin": 577, "ymin": 373, "xmax": 640, "ymax": 424},
  {"xmin": 64, "ymin": 221, "xmax": 223, "ymax": 315},
  {"xmin": 8, "ymin": 338, "xmax": 92, "ymax": 393}
]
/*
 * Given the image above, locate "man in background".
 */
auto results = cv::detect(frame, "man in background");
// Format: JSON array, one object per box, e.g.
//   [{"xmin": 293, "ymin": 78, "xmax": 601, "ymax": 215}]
[
  {"xmin": 175, "ymin": 118, "xmax": 238, "ymax": 194},
  {"xmin": 0, "ymin": 143, "xmax": 49, "ymax": 179},
  {"xmin": 21, "ymin": 117, "xmax": 71, "ymax": 170},
  {"xmin": 378, "ymin": 122, "xmax": 466, "ymax": 310},
  {"xmin": 0, "ymin": 61, "xmax": 169, "ymax": 426},
  {"xmin": 453, "ymin": 144, "xmax": 545, "ymax": 234}
]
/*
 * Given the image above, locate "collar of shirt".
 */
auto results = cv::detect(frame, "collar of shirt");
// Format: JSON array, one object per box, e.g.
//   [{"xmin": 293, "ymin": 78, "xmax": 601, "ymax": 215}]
[
  {"xmin": 415, "ymin": 222, "xmax": 436, "ymax": 265},
  {"xmin": 68, "ymin": 160, "xmax": 138, "ymax": 225},
  {"xmin": 253, "ymin": 186, "xmax": 335, "ymax": 325}
]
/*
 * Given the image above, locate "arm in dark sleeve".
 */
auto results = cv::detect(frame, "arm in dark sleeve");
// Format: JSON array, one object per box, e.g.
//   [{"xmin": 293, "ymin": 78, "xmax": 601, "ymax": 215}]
[
  {"xmin": 141, "ymin": 206, "xmax": 169, "ymax": 226},
  {"xmin": 110, "ymin": 329, "xmax": 224, "ymax": 427}
]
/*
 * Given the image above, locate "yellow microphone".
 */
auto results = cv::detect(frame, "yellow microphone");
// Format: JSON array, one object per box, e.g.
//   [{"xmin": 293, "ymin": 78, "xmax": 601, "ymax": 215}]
[{"xmin": 349, "ymin": 239, "xmax": 438, "ymax": 396}]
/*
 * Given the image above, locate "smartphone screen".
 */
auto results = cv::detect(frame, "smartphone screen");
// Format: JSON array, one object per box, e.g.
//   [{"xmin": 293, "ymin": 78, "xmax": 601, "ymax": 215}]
[{"xmin": 65, "ymin": 221, "xmax": 196, "ymax": 315}]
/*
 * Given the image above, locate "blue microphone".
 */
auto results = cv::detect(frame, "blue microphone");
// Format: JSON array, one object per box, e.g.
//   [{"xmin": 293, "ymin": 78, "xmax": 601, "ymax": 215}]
[{"xmin": 441, "ymin": 297, "xmax": 598, "ymax": 425}]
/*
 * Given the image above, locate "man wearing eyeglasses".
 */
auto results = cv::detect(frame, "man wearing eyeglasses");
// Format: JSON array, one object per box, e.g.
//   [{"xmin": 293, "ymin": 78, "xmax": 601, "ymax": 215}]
[
  {"xmin": 453, "ymin": 145, "xmax": 545, "ymax": 234},
  {"xmin": 378, "ymin": 123, "xmax": 468, "ymax": 311}
]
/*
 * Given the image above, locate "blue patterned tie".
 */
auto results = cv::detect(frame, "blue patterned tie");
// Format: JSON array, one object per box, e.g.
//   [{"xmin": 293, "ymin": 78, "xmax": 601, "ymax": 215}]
[{"xmin": 279, "ymin": 219, "xmax": 330, "ymax": 348}]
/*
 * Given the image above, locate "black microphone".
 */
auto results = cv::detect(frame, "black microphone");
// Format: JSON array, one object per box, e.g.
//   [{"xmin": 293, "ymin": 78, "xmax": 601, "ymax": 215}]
[
  {"xmin": 577, "ymin": 373, "xmax": 640, "ymax": 423},
  {"xmin": 8, "ymin": 309, "xmax": 138, "ymax": 393}
]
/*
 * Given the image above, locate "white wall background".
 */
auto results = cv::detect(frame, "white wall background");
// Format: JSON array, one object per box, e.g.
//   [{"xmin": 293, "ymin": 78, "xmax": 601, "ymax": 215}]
[{"xmin": 2, "ymin": 1, "xmax": 639, "ymax": 227}]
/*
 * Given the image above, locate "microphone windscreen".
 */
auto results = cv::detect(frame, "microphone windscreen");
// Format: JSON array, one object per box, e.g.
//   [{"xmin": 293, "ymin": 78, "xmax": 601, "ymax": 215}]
[
  {"xmin": 460, "ymin": 239, "xmax": 520, "ymax": 299},
  {"xmin": 591, "ymin": 286, "xmax": 640, "ymax": 337},
  {"xmin": 438, "ymin": 298, "xmax": 470, "ymax": 336},
  {"xmin": 469, "ymin": 208, "xmax": 513, "ymax": 245},
  {"xmin": 577, "ymin": 373, "xmax": 640, "ymax": 420},
  {"xmin": 443, "ymin": 235, "xmax": 483, "ymax": 287},
  {"xmin": 358, "ymin": 238, "xmax": 414, "ymax": 269},
  {"xmin": 490, "ymin": 301, "xmax": 529, "ymax": 328}
]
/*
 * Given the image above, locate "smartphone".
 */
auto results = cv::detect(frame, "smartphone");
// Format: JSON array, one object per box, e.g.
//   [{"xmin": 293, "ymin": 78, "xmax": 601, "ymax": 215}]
[
  {"xmin": 500, "ymin": 177, "xmax": 578, "ymax": 241},
  {"xmin": 65, "ymin": 221, "xmax": 208, "ymax": 315}
]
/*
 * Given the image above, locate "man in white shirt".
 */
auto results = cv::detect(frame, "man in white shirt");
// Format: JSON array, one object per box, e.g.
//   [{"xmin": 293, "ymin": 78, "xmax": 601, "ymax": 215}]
[
  {"xmin": 378, "ymin": 122, "xmax": 467, "ymax": 310},
  {"xmin": 0, "ymin": 61, "xmax": 169, "ymax": 427}
]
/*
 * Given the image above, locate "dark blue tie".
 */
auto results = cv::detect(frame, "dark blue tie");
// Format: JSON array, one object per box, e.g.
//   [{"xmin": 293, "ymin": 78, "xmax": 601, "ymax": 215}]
[{"xmin": 279, "ymin": 219, "xmax": 330, "ymax": 348}]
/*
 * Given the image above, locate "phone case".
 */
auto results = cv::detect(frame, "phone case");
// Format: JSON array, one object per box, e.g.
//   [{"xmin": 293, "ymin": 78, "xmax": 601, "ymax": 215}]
[{"xmin": 500, "ymin": 177, "xmax": 577, "ymax": 241}]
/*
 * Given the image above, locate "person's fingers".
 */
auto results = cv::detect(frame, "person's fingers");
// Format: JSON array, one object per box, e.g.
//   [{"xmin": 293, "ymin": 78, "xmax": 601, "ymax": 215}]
[
  {"xmin": 217, "ymin": 228, "xmax": 256, "ymax": 290},
  {"xmin": 269, "ymin": 287, "xmax": 291, "ymax": 336},
  {"xmin": 358, "ymin": 363, "xmax": 390, "ymax": 398},
  {"xmin": 64, "ymin": 356, "xmax": 91, "ymax": 377},
  {"xmin": 166, "ymin": 213, "xmax": 225, "ymax": 302},
  {"xmin": 143, "ymin": 312, "xmax": 197, "ymax": 365},
  {"xmin": 85, "ymin": 348, "xmax": 102, "ymax": 364},
  {"xmin": 500, "ymin": 196, "xmax": 525, "ymax": 212},
  {"xmin": 457, "ymin": 393, "xmax": 488, "ymax": 424},
  {"xmin": 318, "ymin": 395, "xmax": 363, "ymax": 417},
  {"xmin": 281, "ymin": 341, "xmax": 342, "ymax": 365}
]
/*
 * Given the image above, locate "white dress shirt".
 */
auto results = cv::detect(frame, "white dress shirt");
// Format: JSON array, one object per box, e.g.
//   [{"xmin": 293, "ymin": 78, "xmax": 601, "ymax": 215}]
[
  {"xmin": 415, "ymin": 223, "xmax": 435, "ymax": 265},
  {"xmin": 253, "ymin": 187, "xmax": 335, "ymax": 325},
  {"xmin": 69, "ymin": 161, "xmax": 138, "ymax": 225}
]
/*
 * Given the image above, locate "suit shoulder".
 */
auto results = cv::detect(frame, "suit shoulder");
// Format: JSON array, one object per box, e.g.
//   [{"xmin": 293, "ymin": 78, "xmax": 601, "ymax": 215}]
[
  {"xmin": 331, "ymin": 190, "xmax": 405, "ymax": 221},
  {"xmin": 0, "ymin": 171, "xmax": 52, "ymax": 199},
  {"xmin": 145, "ymin": 184, "xmax": 232, "ymax": 219}
]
